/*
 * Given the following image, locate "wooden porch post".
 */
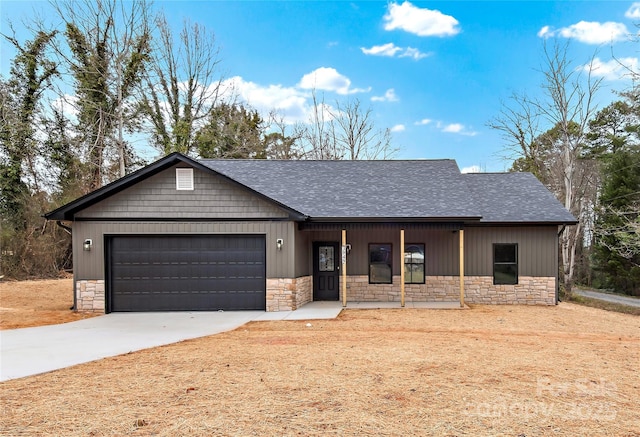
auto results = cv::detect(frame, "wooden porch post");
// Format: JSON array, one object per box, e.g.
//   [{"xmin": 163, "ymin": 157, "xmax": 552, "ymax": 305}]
[
  {"xmin": 342, "ymin": 229, "xmax": 347, "ymax": 308},
  {"xmin": 459, "ymin": 229, "xmax": 465, "ymax": 308},
  {"xmin": 400, "ymin": 229, "xmax": 405, "ymax": 307}
]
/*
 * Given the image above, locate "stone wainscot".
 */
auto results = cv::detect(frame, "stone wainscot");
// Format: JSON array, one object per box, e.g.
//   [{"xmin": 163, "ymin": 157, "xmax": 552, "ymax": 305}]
[
  {"xmin": 76, "ymin": 280, "xmax": 105, "ymax": 312},
  {"xmin": 342, "ymin": 275, "xmax": 556, "ymax": 306}
]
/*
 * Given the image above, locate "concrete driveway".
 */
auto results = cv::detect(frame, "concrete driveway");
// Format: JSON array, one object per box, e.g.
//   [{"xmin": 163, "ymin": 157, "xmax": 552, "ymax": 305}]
[
  {"xmin": 0, "ymin": 303, "xmax": 343, "ymax": 382},
  {"xmin": 574, "ymin": 288, "xmax": 640, "ymax": 308}
]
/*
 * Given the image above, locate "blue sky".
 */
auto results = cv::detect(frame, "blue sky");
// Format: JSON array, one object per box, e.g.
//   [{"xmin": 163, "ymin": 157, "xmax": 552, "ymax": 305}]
[{"xmin": 2, "ymin": 1, "xmax": 639, "ymax": 171}]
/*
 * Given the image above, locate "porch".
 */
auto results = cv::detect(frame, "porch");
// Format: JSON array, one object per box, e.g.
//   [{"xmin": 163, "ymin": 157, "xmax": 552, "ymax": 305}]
[{"xmin": 297, "ymin": 222, "xmax": 468, "ymax": 308}]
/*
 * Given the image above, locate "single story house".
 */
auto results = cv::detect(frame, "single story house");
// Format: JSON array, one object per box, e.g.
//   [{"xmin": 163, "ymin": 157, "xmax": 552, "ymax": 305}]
[{"xmin": 45, "ymin": 152, "xmax": 577, "ymax": 313}]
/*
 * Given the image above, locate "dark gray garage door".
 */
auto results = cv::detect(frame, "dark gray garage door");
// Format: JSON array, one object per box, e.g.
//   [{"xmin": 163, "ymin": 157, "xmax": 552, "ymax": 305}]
[{"xmin": 107, "ymin": 235, "xmax": 266, "ymax": 312}]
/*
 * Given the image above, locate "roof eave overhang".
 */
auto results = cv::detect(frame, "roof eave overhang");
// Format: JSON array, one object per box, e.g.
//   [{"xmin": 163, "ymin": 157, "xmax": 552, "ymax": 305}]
[
  {"xmin": 466, "ymin": 220, "xmax": 579, "ymax": 226},
  {"xmin": 297, "ymin": 216, "xmax": 482, "ymax": 231},
  {"xmin": 301, "ymin": 216, "xmax": 482, "ymax": 223},
  {"xmin": 44, "ymin": 153, "xmax": 308, "ymax": 221}
]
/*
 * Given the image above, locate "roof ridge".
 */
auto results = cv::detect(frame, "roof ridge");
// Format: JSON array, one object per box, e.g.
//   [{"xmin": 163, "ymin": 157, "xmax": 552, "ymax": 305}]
[{"xmin": 199, "ymin": 158, "xmax": 457, "ymax": 163}]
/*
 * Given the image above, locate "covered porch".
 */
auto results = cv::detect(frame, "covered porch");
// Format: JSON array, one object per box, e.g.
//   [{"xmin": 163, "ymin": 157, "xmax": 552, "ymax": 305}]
[{"xmin": 296, "ymin": 222, "xmax": 468, "ymax": 308}]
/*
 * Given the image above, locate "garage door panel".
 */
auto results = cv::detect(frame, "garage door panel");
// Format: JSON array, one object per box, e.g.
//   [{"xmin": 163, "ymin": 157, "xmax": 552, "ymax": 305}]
[{"xmin": 108, "ymin": 235, "xmax": 266, "ymax": 311}]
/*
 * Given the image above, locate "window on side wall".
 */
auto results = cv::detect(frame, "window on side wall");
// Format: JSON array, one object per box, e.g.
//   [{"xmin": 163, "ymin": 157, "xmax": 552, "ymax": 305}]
[
  {"xmin": 404, "ymin": 244, "xmax": 425, "ymax": 284},
  {"xmin": 369, "ymin": 243, "xmax": 392, "ymax": 284},
  {"xmin": 493, "ymin": 243, "xmax": 518, "ymax": 285}
]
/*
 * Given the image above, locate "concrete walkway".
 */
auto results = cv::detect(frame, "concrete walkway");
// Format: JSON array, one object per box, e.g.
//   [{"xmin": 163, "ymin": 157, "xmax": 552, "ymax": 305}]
[
  {"xmin": 574, "ymin": 288, "xmax": 640, "ymax": 308},
  {"xmin": 345, "ymin": 301, "xmax": 466, "ymax": 309},
  {"xmin": 0, "ymin": 303, "xmax": 343, "ymax": 382}
]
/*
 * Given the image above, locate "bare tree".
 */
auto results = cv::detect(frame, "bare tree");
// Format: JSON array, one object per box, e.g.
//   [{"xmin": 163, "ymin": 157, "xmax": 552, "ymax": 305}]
[
  {"xmin": 264, "ymin": 112, "xmax": 304, "ymax": 160},
  {"xmin": 489, "ymin": 41, "xmax": 603, "ymax": 292},
  {"xmin": 140, "ymin": 14, "xmax": 224, "ymax": 156},
  {"xmin": 331, "ymin": 99, "xmax": 396, "ymax": 160},
  {"xmin": 54, "ymin": 0, "xmax": 151, "ymax": 188},
  {"xmin": 488, "ymin": 93, "xmax": 548, "ymax": 182},
  {"xmin": 294, "ymin": 93, "xmax": 397, "ymax": 160},
  {"xmin": 292, "ymin": 92, "xmax": 339, "ymax": 159}
]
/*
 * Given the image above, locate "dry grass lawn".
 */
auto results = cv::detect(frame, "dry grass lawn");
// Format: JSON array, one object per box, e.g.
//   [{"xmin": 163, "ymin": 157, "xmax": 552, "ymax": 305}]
[
  {"xmin": 0, "ymin": 279, "xmax": 98, "ymax": 330},
  {"xmin": 1, "ymin": 280, "xmax": 639, "ymax": 436}
]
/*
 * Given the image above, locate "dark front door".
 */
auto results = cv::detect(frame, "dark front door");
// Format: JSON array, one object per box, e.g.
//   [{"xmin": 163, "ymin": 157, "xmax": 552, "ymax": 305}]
[{"xmin": 313, "ymin": 242, "xmax": 340, "ymax": 301}]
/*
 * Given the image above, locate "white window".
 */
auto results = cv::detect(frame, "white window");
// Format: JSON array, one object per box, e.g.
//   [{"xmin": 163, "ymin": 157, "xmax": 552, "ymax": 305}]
[{"xmin": 176, "ymin": 168, "xmax": 194, "ymax": 190}]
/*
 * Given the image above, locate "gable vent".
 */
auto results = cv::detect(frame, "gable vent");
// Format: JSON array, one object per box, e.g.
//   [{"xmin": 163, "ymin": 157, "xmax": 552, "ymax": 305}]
[{"xmin": 176, "ymin": 168, "xmax": 194, "ymax": 190}]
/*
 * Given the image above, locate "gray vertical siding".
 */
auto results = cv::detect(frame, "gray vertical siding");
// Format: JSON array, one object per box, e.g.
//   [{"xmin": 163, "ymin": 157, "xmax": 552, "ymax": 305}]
[
  {"xmin": 74, "ymin": 219, "xmax": 558, "ymax": 285},
  {"xmin": 464, "ymin": 226, "xmax": 558, "ymax": 277},
  {"xmin": 76, "ymin": 164, "xmax": 289, "ymax": 219},
  {"xmin": 73, "ymin": 221, "xmax": 297, "ymax": 280},
  {"xmin": 299, "ymin": 227, "xmax": 460, "ymax": 276},
  {"xmin": 294, "ymin": 229, "xmax": 310, "ymax": 277},
  {"xmin": 297, "ymin": 225, "xmax": 558, "ymax": 278}
]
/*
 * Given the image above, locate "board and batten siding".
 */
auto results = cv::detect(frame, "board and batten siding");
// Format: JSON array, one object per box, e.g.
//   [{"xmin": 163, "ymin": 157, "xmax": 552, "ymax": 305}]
[
  {"xmin": 294, "ymin": 229, "xmax": 310, "ymax": 278},
  {"xmin": 296, "ymin": 225, "xmax": 558, "ymax": 278},
  {"xmin": 297, "ymin": 227, "xmax": 460, "ymax": 277},
  {"xmin": 73, "ymin": 221, "xmax": 297, "ymax": 281},
  {"xmin": 75, "ymin": 164, "xmax": 289, "ymax": 219},
  {"xmin": 464, "ymin": 226, "xmax": 558, "ymax": 277}
]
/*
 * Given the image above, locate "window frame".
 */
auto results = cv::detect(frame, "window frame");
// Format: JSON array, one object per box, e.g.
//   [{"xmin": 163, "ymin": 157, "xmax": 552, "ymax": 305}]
[
  {"xmin": 493, "ymin": 243, "xmax": 518, "ymax": 285},
  {"xmin": 368, "ymin": 243, "xmax": 393, "ymax": 284},
  {"xmin": 404, "ymin": 243, "xmax": 425, "ymax": 284}
]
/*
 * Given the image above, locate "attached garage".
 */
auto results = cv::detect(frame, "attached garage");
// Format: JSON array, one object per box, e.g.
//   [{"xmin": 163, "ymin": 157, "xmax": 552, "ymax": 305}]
[{"xmin": 106, "ymin": 235, "xmax": 266, "ymax": 312}]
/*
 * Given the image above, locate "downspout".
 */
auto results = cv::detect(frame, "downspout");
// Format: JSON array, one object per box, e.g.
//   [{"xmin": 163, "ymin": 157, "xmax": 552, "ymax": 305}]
[
  {"xmin": 556, "ymin": 225, "xmax": 566, "ymax": 303},
  {"xmin": 56, "ymin": 220, "xmax": 76, "ymax": 310}
]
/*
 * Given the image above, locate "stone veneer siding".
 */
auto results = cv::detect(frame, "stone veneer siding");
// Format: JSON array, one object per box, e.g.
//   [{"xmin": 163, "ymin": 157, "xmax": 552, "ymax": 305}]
[
  {"xmin": 76, "ymin": 280, "xmax": 105, "ymax": 313},
  {"xmin": 343, "ymin": 275, "xmax": 556, "ymax": 306},
  {"xmin": 76, "ymin": 277, "xmax": 313, "ymax": 313},
  {"xmin": 266, "ymin": 276, "xmax": 312, "ymax": 311}
]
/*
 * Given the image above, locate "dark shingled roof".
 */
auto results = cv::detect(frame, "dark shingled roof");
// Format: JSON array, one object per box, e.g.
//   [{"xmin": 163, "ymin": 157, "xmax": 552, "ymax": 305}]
[
  {"xmin": 200, "ymin": 159, "xmax": 481, "ymax": 220},
  {"xmin": 464, "ymin": 172, "xmax": 577, "ymax": 223},
  {"xmin": 201, "ymin": 159, "xmax": 576, "ymax": 224},
  {"xmin": 44, "ymin": 153, "xmax": 577, "ymax": 224}
]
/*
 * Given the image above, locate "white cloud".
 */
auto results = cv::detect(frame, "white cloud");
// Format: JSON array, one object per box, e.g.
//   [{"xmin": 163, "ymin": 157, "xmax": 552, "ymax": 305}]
[
  {"xmin": 390, "ymin": 124, "xmax": 405, "ymax": 132},
  {"xmin": 626, "ymin": 2, "xmax": 640, "ymax": 18},
  {"xmin": 580, "ymin": 57, "xmax": 639, "ymax": 81},
  {"xmin": 222, "ymin": 76, "xmax": 310, "ymax": 123},
  {"xmin": 414, "ymin": 118, "xmax": 432, "ymax": 125},
  {"xmin": 461, "ymin": 165, "xmax": 481, "ymax": 174},
  {"xmin": 298, "ymin": 67, "xmax": 370, "ymax": 95},
  {"xmin": 384, "ymin": 1, "xmax": 460, "ymax": 37},
  {"xmin": 537, "ymin": 25, "xmax": 552, "ymax": 38},
  {"xmin": 439, "ymin": 122, "xmax": 478, "ymax": 136},
  {"xmin": 538, "ymin": 21, "xmax": 628, "ymax": 44},
  {"xmin": 202, "ymin": 67, "xmax": 374, "ymax": 125},
  {"xmin": 362, "ymin": 43, "xmax": 402, "ymax": 57},
  {"xmin": 361, "ymin": 43, "xmax": 430, "ymax": 60},
  {"xmin": 399, "ymin": 47, "xmax": 430, "ymax": 60},
  {"xmin": 371, "ymin": 88, "xmax": 399, "ymax": 102},
  {"xmin": 442, "ymin": 123, "xmax": 464, "ymax": 133}
]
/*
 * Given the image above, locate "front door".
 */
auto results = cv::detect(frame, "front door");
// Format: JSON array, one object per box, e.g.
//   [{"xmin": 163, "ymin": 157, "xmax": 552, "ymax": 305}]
[{"xmin": 313, "ymin": 242, "xmax": 340, "ymax": 301}]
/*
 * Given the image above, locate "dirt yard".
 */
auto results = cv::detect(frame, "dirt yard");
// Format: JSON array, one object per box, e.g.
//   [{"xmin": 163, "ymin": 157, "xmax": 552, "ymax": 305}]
[
  {"xmin": 0, "ymin": 279, "xmax": 98, "ymax": 329},
  {"xmin": 1, "ymin": 281, "xmax": 639, "ymax": 436}
]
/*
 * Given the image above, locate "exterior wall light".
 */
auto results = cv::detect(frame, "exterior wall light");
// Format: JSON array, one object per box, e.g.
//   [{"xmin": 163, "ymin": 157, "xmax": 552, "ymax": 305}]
[
  {"xmin": 83, "ymin": 239, "xmax": 93, "ymax": 251},
  {"xmin": 276, "ymin": 238, "xmax": 284, "ymax": 250}
]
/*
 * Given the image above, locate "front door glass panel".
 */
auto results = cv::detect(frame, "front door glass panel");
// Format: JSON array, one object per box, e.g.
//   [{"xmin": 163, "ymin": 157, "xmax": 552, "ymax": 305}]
[{"xmin": 318, "ymin": 246, "xmax": 335, "ymax": 272}]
